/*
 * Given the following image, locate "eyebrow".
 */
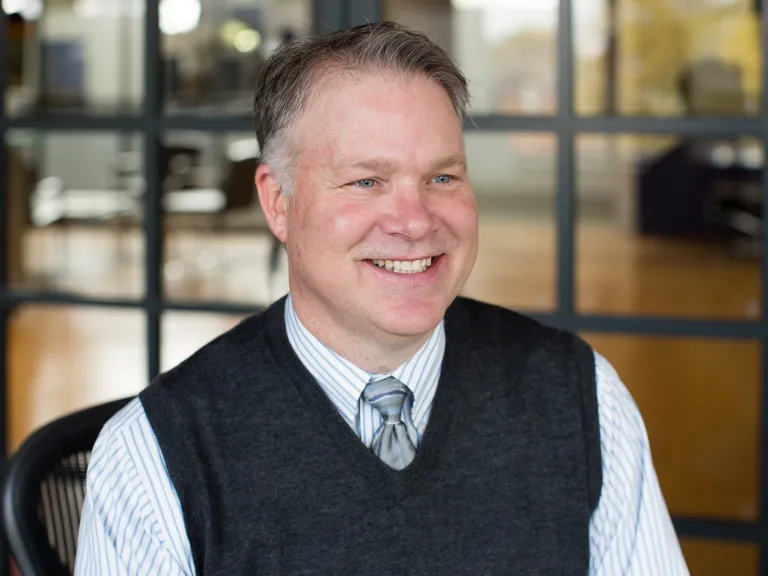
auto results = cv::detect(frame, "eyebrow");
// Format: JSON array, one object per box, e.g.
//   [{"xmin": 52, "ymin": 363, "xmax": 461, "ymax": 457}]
[
  {"xmin": 344, "ymin": 158, "xmax": 398, "ymax": 173},
  {"xmin": 340, "ymin": 154, "xmax": 467, "ymax": 174},
  {"xmin": 429, "ymin": 154, "xmax": 467, "ymax": 173}
]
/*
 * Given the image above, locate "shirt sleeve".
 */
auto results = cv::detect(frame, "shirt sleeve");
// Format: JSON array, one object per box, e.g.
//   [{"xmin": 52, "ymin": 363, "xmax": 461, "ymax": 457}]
[
  {"xmin": 74, "ymin": 398, "xmax": 195, "ymax": 576},
  {"xmin": 589, "ymin": 351, "xmax": 690, "ymax": 576}
]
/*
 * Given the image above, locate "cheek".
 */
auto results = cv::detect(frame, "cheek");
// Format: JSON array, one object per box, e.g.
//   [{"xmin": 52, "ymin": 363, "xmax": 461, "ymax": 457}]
[
  {"xmin": 292, "ymin": 198, "xmax": 374, "ymax": 251},
  {"xmin": 329, "ymin": 204, "xmax": 373, "ymax": 238},
  {"xmin": 437, "ymin": 194, "xmax": 478, "ymax": 238},
  {"xmin": 459, "ymin": 197, "xmax": 479, "ymax": 229}
]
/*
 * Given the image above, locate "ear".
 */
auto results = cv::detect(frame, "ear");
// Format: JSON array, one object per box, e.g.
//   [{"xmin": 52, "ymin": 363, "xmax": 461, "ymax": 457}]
[{"xmin": 255, "ymin": 162, "xmax": 289, "ymax": 243}]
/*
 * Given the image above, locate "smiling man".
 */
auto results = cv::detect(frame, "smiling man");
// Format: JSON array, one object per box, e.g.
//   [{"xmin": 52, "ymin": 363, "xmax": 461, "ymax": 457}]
[
  {"xmin": 75, "ymin": 22, "xmax": 689, "ymax": 575},
  {"xmin": 258, "ymin": 65, "xmax": 478, "ymax": 374}
]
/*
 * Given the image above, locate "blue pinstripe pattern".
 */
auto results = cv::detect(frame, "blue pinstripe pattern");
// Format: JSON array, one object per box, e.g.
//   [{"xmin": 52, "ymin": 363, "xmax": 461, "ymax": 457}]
[{"xmin": 74, "ymin": 297, "xmax": 690, "ymax": 574}]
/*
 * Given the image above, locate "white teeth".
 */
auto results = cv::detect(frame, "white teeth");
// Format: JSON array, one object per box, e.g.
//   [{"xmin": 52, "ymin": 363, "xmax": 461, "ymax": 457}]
[{"xmin": 370, "ymin": 257, "xmax": 435, "ymax": 274}]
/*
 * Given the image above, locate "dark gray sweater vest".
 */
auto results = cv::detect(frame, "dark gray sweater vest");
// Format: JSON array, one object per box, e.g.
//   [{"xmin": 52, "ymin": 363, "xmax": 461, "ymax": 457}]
[{"xmin": 140, "ymin": 296, "xmax": 602, "ymax": 575}]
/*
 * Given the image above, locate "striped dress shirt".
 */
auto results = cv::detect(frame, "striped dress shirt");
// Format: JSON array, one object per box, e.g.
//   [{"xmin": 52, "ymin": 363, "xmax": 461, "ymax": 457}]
[{"xmin": 75, "ymin": 295, "xmax": 690, "ymax": 575}]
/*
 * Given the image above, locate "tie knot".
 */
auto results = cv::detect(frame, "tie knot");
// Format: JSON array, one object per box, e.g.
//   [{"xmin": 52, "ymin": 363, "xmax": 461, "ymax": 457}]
[{"xmin": 362, "ymin": 377, "xmax": 410, "ymax": 423}]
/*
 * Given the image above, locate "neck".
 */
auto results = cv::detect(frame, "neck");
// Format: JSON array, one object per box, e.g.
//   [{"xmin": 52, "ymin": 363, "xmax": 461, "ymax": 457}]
[{"xmin": 288, "ymin": 294, "xmax": 433, "ymax": 374}]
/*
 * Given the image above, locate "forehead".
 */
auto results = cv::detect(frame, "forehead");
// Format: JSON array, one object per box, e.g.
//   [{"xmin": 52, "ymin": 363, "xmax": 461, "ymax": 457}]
[{"xmin": 294, "ymin": 70, "xmax": 464, "ymax": 168}]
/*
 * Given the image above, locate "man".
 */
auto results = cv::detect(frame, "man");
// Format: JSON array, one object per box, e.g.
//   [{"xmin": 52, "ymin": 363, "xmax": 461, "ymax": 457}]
[{"xmin": 75, "ymin": 22, "xmax": 689, "ymax": 575}]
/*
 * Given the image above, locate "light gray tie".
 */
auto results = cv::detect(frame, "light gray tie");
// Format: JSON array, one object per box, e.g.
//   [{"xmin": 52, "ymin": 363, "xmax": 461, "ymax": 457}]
[{"xmin": 362, "ymin": 377, "xmax": 417, "ymax": 470}]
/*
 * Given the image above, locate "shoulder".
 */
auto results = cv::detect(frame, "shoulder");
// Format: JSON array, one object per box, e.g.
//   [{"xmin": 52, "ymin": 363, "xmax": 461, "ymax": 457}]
[
  {"xmin": 448, "ymin": 298, "xmax": 603, "ymax": 507},
  {"xmin": 136, "ymin": 299, "xmax": 290, "ymax": 464},
  {"xmin": 90, "ymin": 398, "xmax": 188, "ymax": 516},
  {"xmin": 141, "ymin": 300, "xmax": 282, "ymax": 402},
  {"xmin": 91, "ymin": 396, "xmax": 152, "ymax": 461},
  {"xmin": 447, "ymin": 296, "xmax": 594, "ymax": 360},
  {"xmin": 591, "ymin": 349, "xmax": 653, "ymax": 520},
  {"xmin": 593, "ymin": 350, "xmax": 648, "ymax": 456},
  {"xmin": 89, "ymin": 397, "xmax": 171, "ymax": 484},
  {"xmin": 86, "ymin": 397, "xmax": 168, "ymax": 518},
  {"xmin": 589, "ymin": 351, "xmax": 688, "ymax": 572},
  {"xmin": 85, "ymin": 398, "xmax": 194, "ymax": 571}
]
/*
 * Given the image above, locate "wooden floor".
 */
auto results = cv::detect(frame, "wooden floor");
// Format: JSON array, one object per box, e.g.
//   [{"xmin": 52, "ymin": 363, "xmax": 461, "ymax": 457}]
[{"xmin": 5, "ymin": 216, "xmax": 763, "ymax": 575}]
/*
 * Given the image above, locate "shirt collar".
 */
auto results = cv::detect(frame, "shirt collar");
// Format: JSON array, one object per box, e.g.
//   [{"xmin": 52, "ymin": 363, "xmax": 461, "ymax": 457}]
[{"xmin": 283, "ymin": 294, "xmax": 445, "ymax": 418}]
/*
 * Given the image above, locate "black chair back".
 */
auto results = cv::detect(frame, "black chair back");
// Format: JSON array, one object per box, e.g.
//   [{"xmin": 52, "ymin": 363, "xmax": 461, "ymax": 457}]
[{"xmin": 2, "ymin": 397, "xmax": 133, "ymax": 576}]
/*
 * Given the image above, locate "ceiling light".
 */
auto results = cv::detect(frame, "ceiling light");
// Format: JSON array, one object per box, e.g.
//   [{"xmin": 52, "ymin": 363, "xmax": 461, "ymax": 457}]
[
  {"xmin": 159, "ymin": 0, "xmax": 201, "ymax": 36},
  {"xmin": 234, "ymin": 29, "xmax": 261, "ymax": 53},
  {"xmin": 3, "ymin": 0, "xmax": 43, "ymax": 20}
]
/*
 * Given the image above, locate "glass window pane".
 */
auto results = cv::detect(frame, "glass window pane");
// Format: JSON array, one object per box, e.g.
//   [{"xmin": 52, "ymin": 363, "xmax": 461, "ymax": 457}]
[
  {"xmin": 163, "ymin": 0, "xmax": 312, "ymax": 114},
  {"xmin": 574, "ymin": 0, "xmax": 762, "ymax": 116},
  {"xmin": 576, "ymin": 134, "xmax": 762, "ymax": 319},
  {"xmin": 461, "ymin": 131, "xmax": 556, "ymax": 311},
  {"xmin": 581, "ymin": 333, "xmax": 760, "ymax": 521},
  {"xmin": 161, "ymin": 131, "xmax": 286, "ymax": 305},
  {"xmin": 383, "ymin": 0, "xmax": 557, "ymax": 115},
  {"xmin": 7, "ymin": 305, "xmax": 146, "ymax": 452},
  {"xmin": 5, "ymin": 0, "xmax": 144, "ymax": 116},
  {"xmin": 5, "ymin": 130, "xmax": 145, "ymax": 299},
  {"xmin": 680, "ymin": 538, "xmax": 758, "ymax": 576},
  {"xmin": 161, "ymin": 311, "xmax": 246, "ymax": 372}
]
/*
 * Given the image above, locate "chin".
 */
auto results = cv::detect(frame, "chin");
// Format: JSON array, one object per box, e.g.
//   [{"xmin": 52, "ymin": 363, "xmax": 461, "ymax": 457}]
[{"xmin": 372, "ymin": 300, "xmax": 447, "ymax": 338}]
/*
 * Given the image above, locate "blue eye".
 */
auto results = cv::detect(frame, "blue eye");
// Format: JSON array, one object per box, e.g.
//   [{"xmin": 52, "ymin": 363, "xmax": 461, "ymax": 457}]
[
  {"xmin": 355, "ymin": 179, "xmax": 377, "ymax": 188},
  {"xmin": 433, "ymin": 174, "xmax": 453, "ymax": 184}
]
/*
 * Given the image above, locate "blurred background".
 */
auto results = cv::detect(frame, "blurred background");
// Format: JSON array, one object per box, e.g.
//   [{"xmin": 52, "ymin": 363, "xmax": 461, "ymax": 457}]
[{"xmin": 1, "ymin": 0, "xmax": 766, "ymax": 574}]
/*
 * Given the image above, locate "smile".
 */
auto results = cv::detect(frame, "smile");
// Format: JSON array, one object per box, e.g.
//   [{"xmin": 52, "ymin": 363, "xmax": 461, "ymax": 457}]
[{"xmin": 367, "ymin": 257, "xmax": 437, "ymax": 274}]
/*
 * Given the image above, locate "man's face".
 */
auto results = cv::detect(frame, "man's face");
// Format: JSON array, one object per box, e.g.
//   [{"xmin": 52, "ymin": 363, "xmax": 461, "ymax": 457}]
[{"xmin": 279, "ymin": 71, "xmax": 478, "ymax": 344}]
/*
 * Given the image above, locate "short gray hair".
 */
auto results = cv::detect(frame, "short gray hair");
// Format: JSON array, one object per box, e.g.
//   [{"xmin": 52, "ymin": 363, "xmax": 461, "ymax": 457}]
[{"xmin": 253, "ymin": 21, "xmax": 470, "ymax": 195}]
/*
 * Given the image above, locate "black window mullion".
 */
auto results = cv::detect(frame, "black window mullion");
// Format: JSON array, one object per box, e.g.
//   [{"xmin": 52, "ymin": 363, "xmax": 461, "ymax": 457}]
[
  {"xmin": 346, "ymin": 0, "xmax": 381, "ymax": 27},
  {"xmin": 316, "ymin": 0, "xmax": 347, "ymax": 33},
  {"xmin": 144, "ymin": 130, "xmax": 162, "ymax": 382},
  {"xmin": 0, "ymin": 6, "xmax": 8, "ymax": 297},
  {"xmin": 143, "ymin": 0, "xmax": 162, "ymax": 382},
  {"xmin": 555, "ymin": 0, "xmax": 575, "ymax": 320},
  {"xmin": 0, "ymin": 5, "xmax": 11, "ymax": 574},
  {"xmin": 759, "ymin": 0, "xmax": 768, "ymax": 570},
  {"xmin": 673, "ymin": 517, "xmax": 759, "ymax": 543},
  {"xmin": 4, "ymin": 112, "xmax": 767, "ymax": 136}
]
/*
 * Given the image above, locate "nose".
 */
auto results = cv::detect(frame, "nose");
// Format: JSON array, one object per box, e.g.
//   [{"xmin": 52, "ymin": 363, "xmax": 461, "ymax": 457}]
[{"xmin": 381, "ymin": 183, "xmax": 435, "ymax": 240}]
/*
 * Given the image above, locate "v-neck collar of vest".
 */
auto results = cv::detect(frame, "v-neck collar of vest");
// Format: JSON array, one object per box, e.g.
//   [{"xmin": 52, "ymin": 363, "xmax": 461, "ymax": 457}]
[{"xmin": 263, "ymin": 296, "xmax": 472, "ymax": 503}]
